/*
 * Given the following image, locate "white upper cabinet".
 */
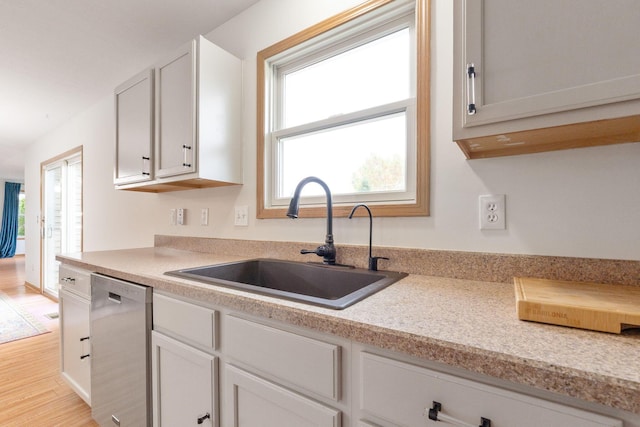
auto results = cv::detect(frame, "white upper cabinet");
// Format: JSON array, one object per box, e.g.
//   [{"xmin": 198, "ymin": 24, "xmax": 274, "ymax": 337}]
[
  {"xmin": 114, "ymin": 68, "xmax": 154, "ymax": 185},
  {"xmin": 453, "ymin": 0, "xmax": 640, "ymax": 159},
  {"xmin": 156, "ymin": 42, "xmax": 196, "ymax": 178},
  {"xmin": 115, "ymin": 36, "xmax": 242, "ymax": 192}
]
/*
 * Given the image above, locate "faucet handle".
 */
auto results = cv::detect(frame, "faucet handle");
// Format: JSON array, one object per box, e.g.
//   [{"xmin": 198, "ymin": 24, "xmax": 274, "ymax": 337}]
[
  {"xmin": 369, "ymin": 256, "xmax": 389, "ymax": 272},
  {"xmin": 300, "ymin": 245, "xmax": 337, "ymax": 265}
]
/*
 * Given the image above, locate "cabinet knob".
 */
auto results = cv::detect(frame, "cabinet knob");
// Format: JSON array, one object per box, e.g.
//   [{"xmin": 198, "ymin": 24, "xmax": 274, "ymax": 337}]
[{"xmin": 197, "ymin": 412, "xmax": 210, "ymax": 424}]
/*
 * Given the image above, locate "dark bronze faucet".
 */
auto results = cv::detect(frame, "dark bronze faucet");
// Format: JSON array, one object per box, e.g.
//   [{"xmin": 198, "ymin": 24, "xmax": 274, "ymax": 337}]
[
  {"xmin": 348, "ymin": 203, "xmax": 388, "ymax": 271},
  {"xmin": 286, "ymin": 176, "xmax": 336, "ymax": 265}
]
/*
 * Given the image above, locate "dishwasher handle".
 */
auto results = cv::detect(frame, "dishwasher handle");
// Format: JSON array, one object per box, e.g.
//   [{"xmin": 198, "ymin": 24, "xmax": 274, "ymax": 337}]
[{"xmin": 108, "ymin": 292, "xmax": 122, "ymax": 304}]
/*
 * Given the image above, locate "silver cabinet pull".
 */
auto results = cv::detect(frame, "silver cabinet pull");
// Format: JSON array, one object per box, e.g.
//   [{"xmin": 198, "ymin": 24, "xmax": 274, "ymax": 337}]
[
  {"xmin": 182, "ymin": 144, "xmax": 192, "ymax": 168},
  {"xmin": 466, "ymin": 63, "xmax": 477, "ymax": 115},
  {"xmin": 425, "ymin": 401, "xmax": 491, "ymax": 427},
  {"xmin": 141, "ymin": 156, "xmax": 151, "ymax": 176}
]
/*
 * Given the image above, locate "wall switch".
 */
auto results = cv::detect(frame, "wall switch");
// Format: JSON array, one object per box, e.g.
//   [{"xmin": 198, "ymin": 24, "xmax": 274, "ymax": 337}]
[
  {"xmin": 234, "ymin": 205, "xmax": 249, "ymax": 226},
  {"xmin": 200, "ymin": 208, "xmax": 209, "ymax": 226},
  {"xmin": 176, "ymin": 208, "xmax": 185, "ymax": 225},
  {"xmin": 169, "ymin": 209, "xmax": 177, "ymax": 225},
  {"xmin": 479, "ymin": 194, "xmax": 506, "ymax": 230}
]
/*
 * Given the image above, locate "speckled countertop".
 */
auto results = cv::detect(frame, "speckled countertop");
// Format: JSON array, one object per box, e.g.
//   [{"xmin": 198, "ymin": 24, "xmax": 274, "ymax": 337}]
[{"xmin": 57, "ymin": 247, "xmax": 640, "ymax": 416}]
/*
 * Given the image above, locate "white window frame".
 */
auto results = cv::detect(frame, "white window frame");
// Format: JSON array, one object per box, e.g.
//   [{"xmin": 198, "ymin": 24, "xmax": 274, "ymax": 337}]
[{"xmin": 257, "ymin": 0, "xmax": 430, "ymax": 219}]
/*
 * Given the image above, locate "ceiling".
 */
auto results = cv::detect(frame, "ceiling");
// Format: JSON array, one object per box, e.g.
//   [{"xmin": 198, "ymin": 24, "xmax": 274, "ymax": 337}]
[{"xmin": 0, "ymin": 0, "xmax": 260, "ymax": 181}]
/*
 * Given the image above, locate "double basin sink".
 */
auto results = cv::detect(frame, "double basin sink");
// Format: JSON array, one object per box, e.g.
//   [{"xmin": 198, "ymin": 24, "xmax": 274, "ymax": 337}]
[{"xmin": 166, "ymin": 258, "xmax": 407, "ymax": 309}]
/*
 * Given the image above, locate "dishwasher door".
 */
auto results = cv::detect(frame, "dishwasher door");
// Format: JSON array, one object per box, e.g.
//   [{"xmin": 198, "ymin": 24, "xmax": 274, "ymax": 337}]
[{"xmin": 91, "ymin": 274, "xmax": 152, "ymax": 427}]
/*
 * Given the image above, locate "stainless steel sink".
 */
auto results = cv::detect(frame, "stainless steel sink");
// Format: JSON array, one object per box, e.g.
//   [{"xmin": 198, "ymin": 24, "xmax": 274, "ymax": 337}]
[{"xmin": 165, "ymin": 258, "xmax": 407, "ymax": 309}]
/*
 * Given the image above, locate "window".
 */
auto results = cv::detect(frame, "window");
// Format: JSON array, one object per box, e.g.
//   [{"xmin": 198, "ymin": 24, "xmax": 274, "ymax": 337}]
[
  {"xmin": 17, "ymin": 189, "xmax": 25, "ymax": 238},
  {"xmin": 257, "ymin": 0, "xmax": 430, "ymax": 218}
]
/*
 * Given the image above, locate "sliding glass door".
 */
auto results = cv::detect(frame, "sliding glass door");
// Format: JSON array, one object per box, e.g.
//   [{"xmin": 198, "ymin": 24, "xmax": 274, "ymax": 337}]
[{"xmin": 41, "ymin": 149, "xmax": 82, "ymax": 297}]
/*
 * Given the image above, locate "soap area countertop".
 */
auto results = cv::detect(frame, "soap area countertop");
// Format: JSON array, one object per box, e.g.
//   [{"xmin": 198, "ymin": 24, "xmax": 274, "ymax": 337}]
[{"xmin": 57, "ymin": 246, "xmax": 640, "ymax": 416}]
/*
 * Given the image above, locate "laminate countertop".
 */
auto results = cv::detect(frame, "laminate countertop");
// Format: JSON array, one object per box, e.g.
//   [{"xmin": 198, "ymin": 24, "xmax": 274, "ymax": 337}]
[{"xmin": 57, "ymin": 247, "xmax": 640, "ymax": 416}]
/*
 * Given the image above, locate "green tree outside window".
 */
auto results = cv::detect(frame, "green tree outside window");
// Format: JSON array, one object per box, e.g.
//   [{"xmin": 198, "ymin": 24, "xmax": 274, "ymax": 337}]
[{"xmin": 18, "ymin": 193, "xmax": 25, "ymax": 238}]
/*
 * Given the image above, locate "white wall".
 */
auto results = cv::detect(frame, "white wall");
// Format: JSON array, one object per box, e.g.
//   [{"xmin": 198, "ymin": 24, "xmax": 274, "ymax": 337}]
[
  {"xmin": 24, "ymin": 0, "xmax": 640, "ymax": 287},
  {"xmin": 24, "ymin": 96, "xmax": 158, "ymax": 285}
]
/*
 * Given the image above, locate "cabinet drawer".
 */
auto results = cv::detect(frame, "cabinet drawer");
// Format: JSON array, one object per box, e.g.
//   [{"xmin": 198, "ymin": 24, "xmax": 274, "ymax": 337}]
[
  {"xmin": 225, "ymin": 315, "xmax": 340, "ymax": 401},
  {"xmin": 59, "ymin": 264, "xmax": 91, "ymax": 298},
  {"xmin": 360, "ymin": 352, "xmax": 621, "ymax": 427},
  {"xmin": 153, "ymin": 294, "xmax": 217, "ymax": 351}
]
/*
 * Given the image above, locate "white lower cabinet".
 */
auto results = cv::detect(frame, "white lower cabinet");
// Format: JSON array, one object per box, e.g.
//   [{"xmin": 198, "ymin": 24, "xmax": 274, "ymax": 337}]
[
  {"xmin": 222, "ymin": 314, "xmax": 345, "ymax": 427},
  {"xmin": 151, "ymin": 293, "xmax": 629, "ymax": 427},
  {"xmin": 152, "ymin": 293, "xmax": 218, "ymax": 427},
  {"xmin": 58, "ymin": 265, "xmax": 92, "ymax": 405},
  {"xmin": 357, "ymin": 351, "xmax": 622, "ymax": 427},
  {"xmin": 225, "ymin": 365, "xmax": 341, "ymax": 427},
  {"xmin": 151, "ymin": 332, "xmax": 217, "ymax": 427}
]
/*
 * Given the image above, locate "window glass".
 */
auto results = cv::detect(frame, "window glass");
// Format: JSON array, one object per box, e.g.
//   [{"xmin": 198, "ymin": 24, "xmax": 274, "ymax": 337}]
[
  {"xmin": 278, "ymin": 112, "xmax": 407, "ymax": 198},
  {"xmin": 18, "ymin": 192, "xmax": 25, "ymax": 238},
  {"xmin": 282, "ymin": 28, "xmax": 411, "ymax": 128}
]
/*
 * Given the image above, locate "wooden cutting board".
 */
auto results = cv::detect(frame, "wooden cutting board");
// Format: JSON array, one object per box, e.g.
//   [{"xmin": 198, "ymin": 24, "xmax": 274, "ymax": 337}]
[{"xmin": 514, "ymin": 277, "xmax": 640, "ymax": 333}]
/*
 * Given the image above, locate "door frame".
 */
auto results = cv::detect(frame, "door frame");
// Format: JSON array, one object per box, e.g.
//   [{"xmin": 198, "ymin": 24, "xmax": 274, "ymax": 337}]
[{"xmin": 40, "ymin": 146, "xmax": 84, "ymax": 299}]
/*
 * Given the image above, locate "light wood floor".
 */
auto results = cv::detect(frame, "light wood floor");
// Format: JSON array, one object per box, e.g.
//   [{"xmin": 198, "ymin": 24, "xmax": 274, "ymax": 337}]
[{"xmin": 0, "ymin": 256, "xmax": 98, "ymax": 426}]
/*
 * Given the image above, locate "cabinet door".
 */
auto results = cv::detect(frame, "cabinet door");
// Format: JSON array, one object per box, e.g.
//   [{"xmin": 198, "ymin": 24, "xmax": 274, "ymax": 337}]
[
  {"xmin": 59, "ymin": 288, "xmax": 91, "ymax": 405},
  {"xmin": 225, "ymin": 365, "xmax": 341, "ymax": 427},
  {"xmin": 114, "ymin": 68, "xmax": 154, "ymax": 185},
  {"xmin": 457, "ymin": 0, "xmax": 640, "ymax": 128},
  {"xmin": 156, "ymin": 39, "xmax": 196, "ymax": 178},
  {"xmin": 152, "ymin": 331, "xmax": 217, "ymax": 427}
]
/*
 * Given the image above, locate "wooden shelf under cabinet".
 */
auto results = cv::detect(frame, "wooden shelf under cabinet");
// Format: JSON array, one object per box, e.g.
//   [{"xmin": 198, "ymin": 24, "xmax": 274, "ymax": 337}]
[{"xmin": 456, "ymin": 115, "xmax": 640, "ymax": 159}]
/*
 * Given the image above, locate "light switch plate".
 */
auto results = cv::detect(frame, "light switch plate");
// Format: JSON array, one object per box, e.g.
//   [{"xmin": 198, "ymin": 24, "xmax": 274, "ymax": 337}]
[
  {"xmin": 177, "ymin": 208, "xmax": 185, "ymax": 226},
  {"xmin": 234, "ymin": 206, "xmax": 249, "ymax": 226},
  {"xmin": 200, "ymin": 208, "xmax": 209, "ymax": 226}
]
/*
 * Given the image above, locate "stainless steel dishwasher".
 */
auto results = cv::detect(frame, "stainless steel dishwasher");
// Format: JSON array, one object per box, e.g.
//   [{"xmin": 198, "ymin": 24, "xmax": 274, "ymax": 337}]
[{"xmin": 90, "ymin": 273, "xmax": 152, "ymax": 426}]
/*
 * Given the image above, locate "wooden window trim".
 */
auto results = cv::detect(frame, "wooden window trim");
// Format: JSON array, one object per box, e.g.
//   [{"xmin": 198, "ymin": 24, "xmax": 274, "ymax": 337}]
[{"xmin": 256, "ymin": 0, "xmax": 430, "ymax": 219}]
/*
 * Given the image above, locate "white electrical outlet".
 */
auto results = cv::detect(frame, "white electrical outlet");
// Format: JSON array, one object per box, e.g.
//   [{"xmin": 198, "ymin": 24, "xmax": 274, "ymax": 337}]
[
  {"xmin": 169, "ymin": 209, "xmax": 177, "ymax": 226},
  {"xmin": 479, "ymin": 194, "xmax": 506, "ymax": 230},
  {"xmin": 234, "ymin": 206, "xmax": 249, "ymax": 226},
  {"xmin": 200, "ymin": 208, "xmax": 209, "ymax": 226},
  {"xmin": 176, "ymin": 208, "xmax": 185, "ymax": 225}
]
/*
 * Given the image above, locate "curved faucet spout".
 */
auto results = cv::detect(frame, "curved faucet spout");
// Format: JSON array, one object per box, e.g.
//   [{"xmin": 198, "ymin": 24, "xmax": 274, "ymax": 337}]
[
  {"xmin": 349, "ymin": 203, "xmax": 388, "ymax": 271},
  {"xmin": 287, "ymin": 176, "xmax": 335, "ymax": 264}
]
